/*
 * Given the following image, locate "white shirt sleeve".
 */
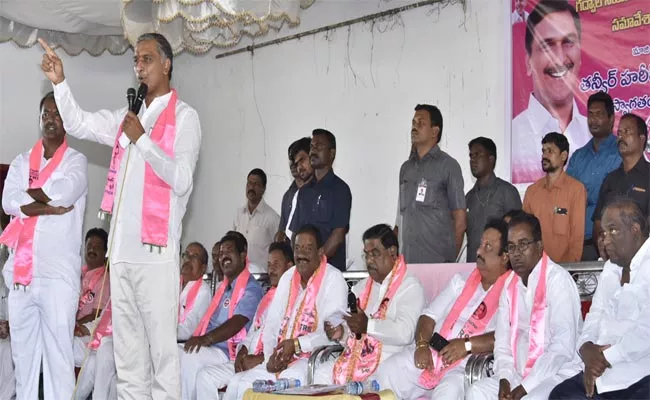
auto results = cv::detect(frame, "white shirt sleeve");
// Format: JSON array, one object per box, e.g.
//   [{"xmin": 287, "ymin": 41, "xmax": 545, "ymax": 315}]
[
  {"xmin": 177, "ymin": 283, "xmax": 212, "ymax": 341},
  {"xmin": 297, "ymin": 268, "xmax": 348, "ymax": 353},
  {"xmin": 521, "ymin": 270, "xmax": 583, "ymax": 392},
  {"xmin": 40, "ymin": 151, "xmax": 88, "ymax": 207},
  {"xmin": 2, "ymin": 155, "xmax": 31, "ymax": 218},
  {"xmin": 421, "ymin": 273, "xmax": 465, "ymax": 323},
  {"xmin": 578, "ymin": 263, "xmax": 616, "ymax": 349},
  {"xmin": 495, "ymin": 275, "xmax": 517, "ymax": 385},
  {"xmin": 367, "ymin": 278, "xmax": 424, "ymax": 346},
  {"xmin": 134, "ymin": 106, "xmax": 201, "ymax": 197},
  {"xmin": 52, "ymin": 80, "xmax": 123, "ymax": 147}
]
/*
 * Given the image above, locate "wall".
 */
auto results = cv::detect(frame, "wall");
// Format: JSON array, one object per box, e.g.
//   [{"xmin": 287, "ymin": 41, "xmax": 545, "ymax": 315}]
[{"xmin": 0, "ymin": 0, "xmax": 509, "ymax": 268}]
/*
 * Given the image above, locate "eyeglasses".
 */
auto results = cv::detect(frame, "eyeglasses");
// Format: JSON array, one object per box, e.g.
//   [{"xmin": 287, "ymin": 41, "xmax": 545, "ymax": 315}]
[
  {"xmin": 506, "ymin": 239, "xmax": 537, "ymax": 254},
  {"xmin": 361, "ymin": 250, "xmax": 383, "ymax": 262},
  {"xmin": 182, "ymin": 253, "xmax": 202, "ymax": 262},
  {"xmin": 599, "ymin": 227, "xmax": 621, "ymax": 239}
]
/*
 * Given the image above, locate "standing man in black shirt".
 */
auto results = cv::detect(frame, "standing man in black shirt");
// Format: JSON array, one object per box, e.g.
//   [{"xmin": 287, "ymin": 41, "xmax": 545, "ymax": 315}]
[
  {"xmin": 289, "ymin": 129, "xmax": 352, "ymax": 271},
  {"xmin": 593, "ymin": 113, "xmax": 649, "ymax": 247}
]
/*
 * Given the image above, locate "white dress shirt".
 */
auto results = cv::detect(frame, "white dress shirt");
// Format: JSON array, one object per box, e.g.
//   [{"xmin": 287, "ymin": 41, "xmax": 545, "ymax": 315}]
[
  {"xmin": 511, "ymin": 94, "xmax": 590, "ymax": 185},
  {"xmin": 233, "ymin": 200, "xmax": 280, "ymax": 271},
  {"xmin": 261, "ymin": 264, "xmax": 347, "ymax": 363},
  {"xmin": 177, "ymin": 280, "xmax": 212, "ymax": 341},
  {"xmin": 346, "ymin": 273, "xmax": 424, "ymax": 362},
  {"xmin": 1, "ymin": 146, "xmax": 88, "ymax": 291},
  {"xmin": 52, "ymin": 80, "xmax": 201, "ymax": 265},
  {"xmin": 494, "ymin": 258, "xmax": 583, "ymax": 393},
  {"xmin": 238, "ymin": 290, "xmax": 277, "ymax": 355},
  {"xmin": 422, "ymin": 271, "xmax": 499, "ymax": 369},
  {"xmin": 511, "ymin": 10, "xmax": 529, "ymax": 24},
  {"xmin": 573, "ymin": 237, "xmax": 650, "ymax": 393}
]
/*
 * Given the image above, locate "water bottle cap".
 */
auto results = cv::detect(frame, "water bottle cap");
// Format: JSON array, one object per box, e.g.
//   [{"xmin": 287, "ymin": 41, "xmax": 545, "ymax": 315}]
[{"xmin": 370, "ymin": 380, "xmax": 380, "ymax": 391}]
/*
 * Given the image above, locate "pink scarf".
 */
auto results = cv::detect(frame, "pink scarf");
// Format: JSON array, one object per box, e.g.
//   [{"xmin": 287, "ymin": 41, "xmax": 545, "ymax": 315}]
[
  {"xmin": 78, "ymin": 265, "xmax": 108, "ymax": 315},
  {"xmin": 0, "ymin": 139, "xmax": 68, "ymax": 286},
  {"xmin": 88, "ymin": 300, "xmax": 112, "ymax": 351},
  {"xmin": 277, "ymin": 256, "xmax": 328, "ymax": 362},
  {"xmin": 252, "ymin": 287, "xmax": 277, "ymax": 355},
  {"xmin": 419, "ymin": 268, "xmax": 512, "ymax": 389},
  {"xmin": 508, "ymin": 252, "xmax": 548, "ymax": 378},
  {"xmin": 193, "ymin": 261, "xmax": 251, "ymax": 360},
  {"xmin": 179, "ymin": 278, "xmax": 203, "ymax": 324},
  {"xmin": 332, "ymin": 255, "xmax": 407, "ymax": 384},
  {"xmin": 99, "ymin": 90, "xmax": 177, "ymax": 248}
]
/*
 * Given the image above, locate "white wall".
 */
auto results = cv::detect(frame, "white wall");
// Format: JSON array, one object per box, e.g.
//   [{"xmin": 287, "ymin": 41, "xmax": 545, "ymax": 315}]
[{"xmin": 0, "ymin": 0, "xmax": 509, "ymax": 268}]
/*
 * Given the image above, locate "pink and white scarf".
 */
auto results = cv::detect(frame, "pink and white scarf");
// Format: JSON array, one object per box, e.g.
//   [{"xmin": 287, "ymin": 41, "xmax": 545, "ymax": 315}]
[{"xmin": 179, "ymin": 277, "xmax": 203, "ymax": 324}]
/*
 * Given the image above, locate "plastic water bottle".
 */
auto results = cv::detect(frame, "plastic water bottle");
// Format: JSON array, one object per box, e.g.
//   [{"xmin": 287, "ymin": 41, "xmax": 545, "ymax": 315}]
[
  {"xmin": 252, "ymin": 378, "xmax": 301, "ymax": 393},
  {"xmin": 275, "ymin": 378, "xmax": 301, "ymax": 390},
  {"xmin": 345, "ymin": 380, "xmax": 380, "ymax": 395}
]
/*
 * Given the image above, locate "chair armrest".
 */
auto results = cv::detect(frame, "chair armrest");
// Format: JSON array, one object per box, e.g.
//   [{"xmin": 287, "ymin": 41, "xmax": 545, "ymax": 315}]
[
  {"xmin": 307, "ymin": 344, "xmax": 345, "ymax": 385},
  {"xmin": 464, "ymin": 352, "xmax": 494, "ymax": 390}
]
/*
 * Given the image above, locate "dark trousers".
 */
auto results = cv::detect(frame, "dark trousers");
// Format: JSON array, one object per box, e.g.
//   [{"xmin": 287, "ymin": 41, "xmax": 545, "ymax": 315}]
[{"xmin": 550, "ymin": 372, "xmax": 650, "ymax": 399}]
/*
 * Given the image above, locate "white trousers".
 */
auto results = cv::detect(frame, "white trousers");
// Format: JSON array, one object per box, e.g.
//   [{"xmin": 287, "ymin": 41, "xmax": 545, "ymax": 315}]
[
  {"xmin": 111, "ymin": 261, "xmax": 180, "ymax": 400},
  {"xmin": 222, "ymin": 359, "xmax": 309, "ymax": 400},
  {"xmin": 8, "ymin": 278, "xmax": 77, "ymax": 400},
  {"xmin": 179, "ymin": 345, "xmax": 229, "ymax": 400},
  {"xmin": 370, "ymin": 348, "xmax": 470, "ymax": 400},
  {"xmin": 74, "ymin": 336, "xmax": 117, "ymax": 400},
  {"xmin": 0, "ymin": 338, "xmax": 15, "ymax": 400},
  {"xmin": 466, "ymin": 375, "xmax": 564, "ymax": 400},
  {"xmin": 195, "ymin": 361, "xmax": 234, "ymax": 399}
]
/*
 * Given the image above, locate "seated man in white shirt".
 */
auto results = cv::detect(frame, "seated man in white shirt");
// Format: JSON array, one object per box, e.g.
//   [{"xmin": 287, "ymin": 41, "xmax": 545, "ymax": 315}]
[
  {"xmin": 73, "ymin": 228, "xmax": 113, "ymax": 400},
  {"xmin": 467, "ymin": 212, "xmax": 583, "ymax": 400},
  {"xmin": 195, "ymin": 241, "xmax": 294, "ymax": 397},
  {"xmin": 314, "ymin": 224, "xmax": 424, "ymax": 384},
  {"xmin": 179, "ymin": 233, "xmax": 263, "ymax": 400},
  {"xmin": 177, "ymin": 242, "xmax": 213, "ymax": 342},
  {"xmin": 233, "ymin": 169, "xmax": 281, "ymax": 272},
  {"xmin": 376, "ymin": 218, "xmax": 512, "ymax": 399},
  {"xmin": 549, "ymin": 198, "xmax": 650, "ymax": 399},
  {"xmin": 223, "ymin": 224, "xmax": 348, "ymax": 400}
]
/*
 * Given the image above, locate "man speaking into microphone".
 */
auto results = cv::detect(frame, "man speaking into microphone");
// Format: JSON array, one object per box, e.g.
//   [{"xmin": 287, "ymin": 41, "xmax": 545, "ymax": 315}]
[{"xmin": 39, "ymin": 33, "xmax": 201, "ymax": 400}]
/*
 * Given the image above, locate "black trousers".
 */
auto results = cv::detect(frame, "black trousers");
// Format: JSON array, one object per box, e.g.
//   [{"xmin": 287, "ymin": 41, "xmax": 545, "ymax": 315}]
[{"xmin": 549, "ymin": 372, "xmax": 650, "ymax": 400}]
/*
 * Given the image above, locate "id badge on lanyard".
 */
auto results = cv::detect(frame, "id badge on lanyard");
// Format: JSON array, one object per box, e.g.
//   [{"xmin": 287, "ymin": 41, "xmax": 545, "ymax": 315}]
[{"xmin": 416, "ymin": 178, "xmax": 427, "ymax": 202}]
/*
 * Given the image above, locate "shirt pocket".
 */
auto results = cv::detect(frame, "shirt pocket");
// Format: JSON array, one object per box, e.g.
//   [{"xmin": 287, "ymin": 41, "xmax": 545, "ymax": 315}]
[
  {"xmin": 552, "ymin": 208, "xmax": 570, "ymax": 236},
  {"xmin": 615, "ymin": 283, "xmax": 647, "ymax": 322},
  {"xmin": 311, "ymin": 193, "xmax": 333, "ymax": 223}
]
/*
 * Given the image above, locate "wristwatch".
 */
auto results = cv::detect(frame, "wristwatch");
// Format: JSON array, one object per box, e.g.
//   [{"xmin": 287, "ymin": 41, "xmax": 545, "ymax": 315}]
[
  {"xmin": 464, "ymin": 338, "xmax": 472, "ymax": 354},
  {"xmin": 294, "ymin": 338, "xmax": 302, "ymax": 356}
]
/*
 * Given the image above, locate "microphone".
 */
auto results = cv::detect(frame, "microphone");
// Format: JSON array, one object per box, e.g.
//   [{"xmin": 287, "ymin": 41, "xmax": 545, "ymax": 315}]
[
  {"xmin": 126, "ymin": 88, "xmax": 135, "ymax": 112},
  {"xmin": 131, "ymin": 83, "xmax": 148, "ymax": 115},
  {"xmin": 348, "ymin": 292, "xmax": 361, "ymax": 340}
]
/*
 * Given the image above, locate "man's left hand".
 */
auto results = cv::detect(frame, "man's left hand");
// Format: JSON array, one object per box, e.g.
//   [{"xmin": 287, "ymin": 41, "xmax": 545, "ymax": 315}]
[
  {"xmin": 122, "ymin": 111, "xmax": 145, "ymax": 143},
  {"xmin": 184, "ymin": 335, "xmax": 210, "ymax": 353},
  {"xmin": 275, "ymin": 339, "xmax": 296, "ymax": 363},
  {"xmin": 510, "ymin": 385, "xmax": 527, "ymax": 400},
  {"xmin": 344, "ymin": 310, "xmax": 368, "ymax": 335},
  {"xmin": 241, "ymin": 354, "xmax": 264, "ymax": 371},
  {"xmin": 439, "ymin": 338, "xmax": 468, "ymax": 365}
]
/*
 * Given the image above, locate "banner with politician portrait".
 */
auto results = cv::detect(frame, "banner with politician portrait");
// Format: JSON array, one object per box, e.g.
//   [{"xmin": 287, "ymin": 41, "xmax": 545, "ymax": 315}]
[{"xmin": 510, "ymin": 0, "xmax": 650, "ymax": 186}]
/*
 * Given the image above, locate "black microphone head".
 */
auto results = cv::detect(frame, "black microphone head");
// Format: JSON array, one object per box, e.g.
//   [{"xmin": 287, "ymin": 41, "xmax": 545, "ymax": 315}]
[
  {"xmin": 348, "ymin": 292, "xmax": 358, "ymax": 313},
  {"xmin": 126, "ymin": 88, "xmax": 136, "ymax": 111},
  {"xmin": 132, "ymin": 83, "xmax": 148, "ymax": 115}
]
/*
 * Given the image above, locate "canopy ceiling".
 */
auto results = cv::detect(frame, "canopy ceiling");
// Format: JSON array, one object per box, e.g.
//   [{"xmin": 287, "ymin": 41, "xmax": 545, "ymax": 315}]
[{"xmin": 0, "ymin": 0, "xmax": 315, "ymax": 56}]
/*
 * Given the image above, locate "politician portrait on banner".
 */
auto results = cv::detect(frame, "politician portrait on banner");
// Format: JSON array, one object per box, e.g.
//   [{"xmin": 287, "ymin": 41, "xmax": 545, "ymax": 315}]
[{"xmin": 510, "ymin": 0, "xmax": 650, "ymax": 186}]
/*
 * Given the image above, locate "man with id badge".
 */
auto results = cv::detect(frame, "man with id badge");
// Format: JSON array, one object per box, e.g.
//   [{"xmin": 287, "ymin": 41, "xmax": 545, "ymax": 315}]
[
  {"xmin": 523, "ymin": 132, "xmax": 586, "ymax": 263},
  {"xmin": 396, "ymin": 104, "xmax": 466, "ymax": 264}
]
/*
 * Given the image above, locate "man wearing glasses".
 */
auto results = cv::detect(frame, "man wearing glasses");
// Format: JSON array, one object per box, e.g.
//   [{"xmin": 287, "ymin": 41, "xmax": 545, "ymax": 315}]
[{"xmin": 467, "ymin": 212, "xmax": 583, "ymax": 400}]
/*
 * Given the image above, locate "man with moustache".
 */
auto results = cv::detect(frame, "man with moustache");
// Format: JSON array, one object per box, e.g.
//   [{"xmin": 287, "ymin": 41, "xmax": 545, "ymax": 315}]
[
  {"xmin": 289, "ymin": 130, "xmax": 351, "ymax": 271},
  {"xmin": 39, "ymin": 32, "xmax": 201, "ymax": 399},
  {"xmin": 224, "ymin": 225, "xmax": 348, "ymax": 398},
  {"xmin": 1, "ymin": 92, "xmax": 88, "ymax": 399},
  {"xmin": 523, "ymin": 132, "xmax": 586, "ymax": 262},
  {"xmin": 211, "ymin": 240, "xmax": 224, "ymax": 283},
  {"xmin": 511, "ymin": 0, "xmax": 590, "ymax": 184},
  {"xmin": 567, "ymin": 92, "xmax": 622, "ymax": 261},
  {"xmin": 396, "ymin": 104, "xmax": 466, "ymax": 263},
  {"xmin": 195, "ymin": 241, "xmax": 294, "ymax": 398},
  {"xmin": 466, "ymin": 137, "xmax": 521, "ymax": 262},
  {"xmin": 376, "ymin": 219, "xmax": 512, "ymax": 399},
  {"xmin": 550, "ymin": 198, "xmax": 650, "ymax": 399},
  {"xmin": 593, "ymin": 114, "xmax": 649, "ymax": 250},
  {"xmin": 179, "ymin": 233, "xmax": 262, "ymax": 400},
  {"xmin": 276, "ymin": 138, "xmax": 312, "ymax": 243},
  {"xmin": 466, "ymin": 212, "xmax": 583, "ymax": 400},
  {"xmin": 73, "ymin": 228, "xmax": 112, "ymax": 400},
  {"xmin": 233, "ymin": 169, "xmax": 280, "ymax": 271},
  {"xmin": 314, "ymin": 224, "xmax": 424, "ymax": 384}
]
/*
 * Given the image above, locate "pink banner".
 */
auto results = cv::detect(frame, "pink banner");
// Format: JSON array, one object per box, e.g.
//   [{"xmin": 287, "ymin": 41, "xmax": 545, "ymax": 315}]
[{"xmin": 510, "ymin": 0, "xmax": 650, "ymax": 185}]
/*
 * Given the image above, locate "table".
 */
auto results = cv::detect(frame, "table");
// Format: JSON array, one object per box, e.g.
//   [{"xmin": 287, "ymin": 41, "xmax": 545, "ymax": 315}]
[{"xmin": 242, "ymin": 389, "xmax": 396, "ymax": 400}]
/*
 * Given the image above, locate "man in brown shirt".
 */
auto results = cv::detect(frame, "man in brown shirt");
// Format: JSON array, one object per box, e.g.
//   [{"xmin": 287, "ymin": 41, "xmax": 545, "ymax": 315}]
[{"xmin": 523, "ymin": 132, "xmax": 586, "ymax": 262}]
